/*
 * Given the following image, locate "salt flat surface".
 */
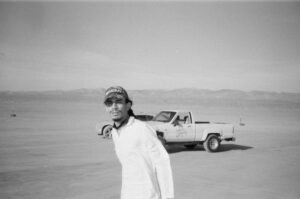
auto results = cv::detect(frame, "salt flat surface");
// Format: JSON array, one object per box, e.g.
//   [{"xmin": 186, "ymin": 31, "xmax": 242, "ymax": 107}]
[{"xmin": 0, "ymin": 99, "xmax": 300, "ymax": 199}]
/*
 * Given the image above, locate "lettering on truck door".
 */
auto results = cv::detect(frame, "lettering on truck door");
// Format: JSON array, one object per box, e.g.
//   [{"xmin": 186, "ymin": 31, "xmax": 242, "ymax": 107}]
[{"xmin": 173, "ymin": 112, "xmax": 194, "ymax": 142}]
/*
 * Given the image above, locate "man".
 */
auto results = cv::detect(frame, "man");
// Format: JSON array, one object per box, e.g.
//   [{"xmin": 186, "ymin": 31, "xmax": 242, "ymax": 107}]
[{"xmin": 103, "ymin": 86, "xmax": 174, "ymax": 199}]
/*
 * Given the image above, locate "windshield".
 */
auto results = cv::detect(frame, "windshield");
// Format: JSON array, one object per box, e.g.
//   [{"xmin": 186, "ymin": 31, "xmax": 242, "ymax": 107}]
[{"xmin": 153, "ymin": 111, "xmax": 176, "ymax": 123}]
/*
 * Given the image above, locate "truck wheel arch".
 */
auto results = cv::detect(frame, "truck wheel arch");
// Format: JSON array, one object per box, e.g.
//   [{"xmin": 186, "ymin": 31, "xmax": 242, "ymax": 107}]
[{"xmin": 202, "ymin": 127, "xmax": 222, "ymax": 141}]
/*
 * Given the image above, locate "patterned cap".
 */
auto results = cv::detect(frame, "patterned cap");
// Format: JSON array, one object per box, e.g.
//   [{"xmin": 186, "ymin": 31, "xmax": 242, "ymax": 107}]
[{"xmin": 104, "ymin": 86, "xmax": 131, "ymax": 103}]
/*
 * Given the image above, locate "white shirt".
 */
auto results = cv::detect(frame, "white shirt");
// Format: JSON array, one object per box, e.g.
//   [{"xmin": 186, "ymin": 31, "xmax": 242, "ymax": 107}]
[{"xmin": 111, "ymin": 117, "xmax": 174, "ymax": 199}]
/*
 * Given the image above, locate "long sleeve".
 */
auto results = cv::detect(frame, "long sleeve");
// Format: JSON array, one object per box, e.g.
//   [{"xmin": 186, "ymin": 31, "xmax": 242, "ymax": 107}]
[{"xmin": 144, "ymin": 125, "xmax": 174, "ymax": 199}]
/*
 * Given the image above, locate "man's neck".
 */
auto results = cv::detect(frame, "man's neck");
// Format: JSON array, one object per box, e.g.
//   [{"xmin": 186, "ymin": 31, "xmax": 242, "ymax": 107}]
[{"xmin": 113, "ymin": 116, "xmax": 130, "ymax": 130}]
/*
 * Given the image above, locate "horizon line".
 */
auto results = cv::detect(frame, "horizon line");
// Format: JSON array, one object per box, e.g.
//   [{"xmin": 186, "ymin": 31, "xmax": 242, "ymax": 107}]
[{"xmin": 0, "ymin": 87, "xmax": 299, "ymax": 95}]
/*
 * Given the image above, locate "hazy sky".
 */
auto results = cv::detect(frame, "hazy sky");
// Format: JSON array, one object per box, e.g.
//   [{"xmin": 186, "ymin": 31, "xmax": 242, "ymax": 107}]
[{"xmin": 0, "ymin": 1, "xmax": 299, "ymax": 92}]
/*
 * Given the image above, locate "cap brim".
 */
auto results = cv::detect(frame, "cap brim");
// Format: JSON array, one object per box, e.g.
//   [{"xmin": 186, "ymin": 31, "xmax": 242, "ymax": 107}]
[{"xmin": 104, "ymin": 93, "xmax": 125, "ymax": 102}]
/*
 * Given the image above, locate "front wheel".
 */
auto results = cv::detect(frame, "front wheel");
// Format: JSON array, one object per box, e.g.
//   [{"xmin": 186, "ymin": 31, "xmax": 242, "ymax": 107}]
[
  {"xmin": 203, "ymin": 134, "xmax": 220, "ymax": 152},
  {"xmin": 102, "ymin": 125, "xmax": 113, "ymax": 139}
]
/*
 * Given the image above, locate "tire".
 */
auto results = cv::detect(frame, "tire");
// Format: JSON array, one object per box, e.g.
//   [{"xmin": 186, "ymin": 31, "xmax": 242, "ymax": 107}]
[
  {"xmin": 157, "ymin": 135, "xmax": 167, "ymax": 148},
  {"xmin": 184, "ymin": 144, "xmax": 197, "ymax": 149},
  {"xmin": 102, "ymin": 125, "xmax": 113, "ymax": 139},
  {"xmin": 203, "ymin": 134, "xmax": 220, "ymax": 152}
]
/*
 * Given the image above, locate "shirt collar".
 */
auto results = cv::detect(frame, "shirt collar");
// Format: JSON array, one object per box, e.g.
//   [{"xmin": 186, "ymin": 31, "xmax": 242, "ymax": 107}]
[{"xmin": 113, "ymin": 116, "xmax": 134, "ymax": 130}]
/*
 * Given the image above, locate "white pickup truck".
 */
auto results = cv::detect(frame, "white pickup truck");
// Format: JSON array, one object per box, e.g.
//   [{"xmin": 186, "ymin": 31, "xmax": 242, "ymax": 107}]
[{"xmin": 148, "ymin": 110, "xmax": 235, "ymax": 152}]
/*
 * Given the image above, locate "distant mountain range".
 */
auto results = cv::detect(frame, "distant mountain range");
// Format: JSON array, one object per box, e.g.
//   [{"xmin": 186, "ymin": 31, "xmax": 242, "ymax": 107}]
[{"xmin": 1, "ymin": 88, "xmax": 299, "ymax": 104}]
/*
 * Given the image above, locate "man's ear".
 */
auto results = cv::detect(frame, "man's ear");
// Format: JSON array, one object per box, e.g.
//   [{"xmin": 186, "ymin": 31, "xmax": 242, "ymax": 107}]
[{"xmin": 126, "ymin": 101, "xmax": 132, "ymax": 111}]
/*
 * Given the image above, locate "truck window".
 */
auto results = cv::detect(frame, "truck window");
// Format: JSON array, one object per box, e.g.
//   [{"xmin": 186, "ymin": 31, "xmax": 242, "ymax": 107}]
[
  {"xmin": 153, "ymin": 111, "xmax": 176, "ymax": 123},
  {"xmin": 177, "ymin": 112, "xmax": 191, "ymax": 124}
]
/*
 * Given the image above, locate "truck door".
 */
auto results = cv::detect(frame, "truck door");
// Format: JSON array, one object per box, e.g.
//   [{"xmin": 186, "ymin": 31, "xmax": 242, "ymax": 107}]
[{"xmin": 172, "ymin": 112, "xmax": 195, "ymax": 141}]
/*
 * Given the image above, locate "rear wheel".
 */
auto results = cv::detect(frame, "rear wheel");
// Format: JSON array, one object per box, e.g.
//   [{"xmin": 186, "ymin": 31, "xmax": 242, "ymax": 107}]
[
  {"xmin": 203, "ymin": 134, "xmax": 220, "ymax": 152},
  {"xmin": 184, "ymin": 144, "xmax": 197, "ymax": 149}
]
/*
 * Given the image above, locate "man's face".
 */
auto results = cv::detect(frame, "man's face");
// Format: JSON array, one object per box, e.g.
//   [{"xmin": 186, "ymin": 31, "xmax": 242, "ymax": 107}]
[{"xmin": 105, "ymin": 97, "xmax": 131, "ymax": 122}]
